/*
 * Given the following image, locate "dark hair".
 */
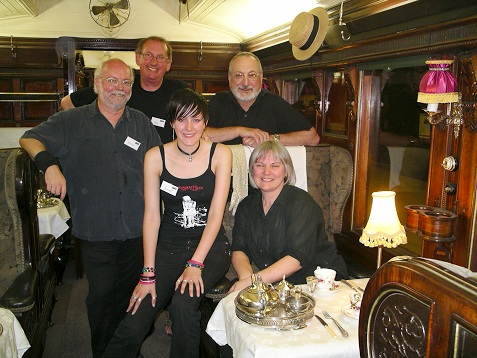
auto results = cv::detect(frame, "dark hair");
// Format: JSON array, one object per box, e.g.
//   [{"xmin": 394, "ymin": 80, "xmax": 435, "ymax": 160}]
[
  {"xmin": 135, "ymin": 36, "xmax": 173, "ymax": 61},
  {"xmin": 166, "ymin": 88, "xmax": 209, "ymax": 124}
]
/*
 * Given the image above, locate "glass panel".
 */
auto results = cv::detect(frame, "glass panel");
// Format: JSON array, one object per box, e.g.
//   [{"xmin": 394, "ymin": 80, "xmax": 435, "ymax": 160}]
[
  {"xmin": 367, "ymin": 66, "xmax": 430, "ymax": 255},
  {"xmin": 291, "ymin": 78, "xmax": 318, "ymax": 127}
]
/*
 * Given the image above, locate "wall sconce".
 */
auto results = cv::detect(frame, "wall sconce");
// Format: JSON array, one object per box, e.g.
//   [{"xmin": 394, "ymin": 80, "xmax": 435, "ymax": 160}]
[
  {"xmin": 360, "ymin": 191, "xmax": 407, "ymax": 269},
  {"xmin": 417, "ymin": 59, "xmax": 465, "ymax": 137}
]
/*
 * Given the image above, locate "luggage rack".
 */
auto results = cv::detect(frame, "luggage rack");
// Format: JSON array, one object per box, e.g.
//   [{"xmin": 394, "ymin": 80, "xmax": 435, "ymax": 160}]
[{"xmin": 0, "ymin": 92, "xmax": 61, "ymax": 102}]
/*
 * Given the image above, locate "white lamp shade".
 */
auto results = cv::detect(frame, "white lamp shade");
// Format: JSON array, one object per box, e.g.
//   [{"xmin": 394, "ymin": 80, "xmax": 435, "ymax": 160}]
[{"xmin": 360, "ymin": 191, "xmax": 407, "ymax": 248}]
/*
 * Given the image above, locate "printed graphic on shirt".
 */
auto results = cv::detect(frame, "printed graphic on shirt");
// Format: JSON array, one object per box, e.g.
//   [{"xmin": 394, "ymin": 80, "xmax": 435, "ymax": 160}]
[{"xmin": 174, "ymin": 195, "xmax": 207, "ymax": 228}]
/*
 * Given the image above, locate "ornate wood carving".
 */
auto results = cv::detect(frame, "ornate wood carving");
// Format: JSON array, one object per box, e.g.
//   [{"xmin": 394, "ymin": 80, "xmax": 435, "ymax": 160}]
[
  {"xmin": 371, "ymin": 294, "xmax": 428, "ymax": 357},
  {"xmin": 459, "ymin": 58, "xmax": 477, "ymax": 133}
]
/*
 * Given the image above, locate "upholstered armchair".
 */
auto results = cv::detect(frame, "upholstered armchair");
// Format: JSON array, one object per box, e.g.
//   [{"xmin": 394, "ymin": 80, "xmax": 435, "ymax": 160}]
[{"xmin": 0, "ymin": 148, "xmax": 56, "ymax": 358}]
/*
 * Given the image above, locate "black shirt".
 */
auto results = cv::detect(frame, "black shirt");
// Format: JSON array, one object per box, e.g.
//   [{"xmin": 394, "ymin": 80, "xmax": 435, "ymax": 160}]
[
  {"xmin": 208, "ymin": 90, "xmax": 313, "ymax": 145},
  {"xmin": 232, "ymin": 185, "xmax": 349, "ymax": 284},
  {"xmin": 22, "ymin": 101, "xmax": 162, "ymax": 241}
]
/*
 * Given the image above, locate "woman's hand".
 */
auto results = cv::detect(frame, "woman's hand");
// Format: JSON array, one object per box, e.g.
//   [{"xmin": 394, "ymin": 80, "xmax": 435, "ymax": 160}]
[
  {"xmin": 228, "ymin": 277, "xmax": 251, "ymax": 293},
  {"xmin": 175, "ymin": 266, "xmax": 204, "ymax": 297},
  {"xmin": 127, "ymin": 281, "xmax": 157, "ymax": 315}
]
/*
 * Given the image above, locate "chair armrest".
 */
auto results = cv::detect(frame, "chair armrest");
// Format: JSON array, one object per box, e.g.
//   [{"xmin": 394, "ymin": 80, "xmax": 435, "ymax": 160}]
[
  {"xmin": 37, "ymin": 233, "xmax": 56, "ymax": 273},
  {"xmin": 205, "ymin": 276, "xmax": 231, "ymax": 300},
  {"xmin": 39, "ymin": 233, "xmax": 56, "ymax": 257},
  {"xmin": 0, "ymin": 268, "xmax": 38, "ymax": 313}
]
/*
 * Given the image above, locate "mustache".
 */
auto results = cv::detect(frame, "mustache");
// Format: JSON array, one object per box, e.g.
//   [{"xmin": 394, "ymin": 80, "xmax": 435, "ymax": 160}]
[
  {"xmin": 111, "ymin": 91, "xmax": 127, "ymax": 96},
  {"xmin": 237, "ymin": 86, "xmax": 253, "ymax": 90}
]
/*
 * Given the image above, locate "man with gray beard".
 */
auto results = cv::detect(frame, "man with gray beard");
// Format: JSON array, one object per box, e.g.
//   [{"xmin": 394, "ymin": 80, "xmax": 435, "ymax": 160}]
[
  {"xmin": 204, "ymin": 52, "xmax": 320, "ymax": 147},
  {"xmin": 20, "ymin": 58, "xmax": 161, "ymax": 358}
]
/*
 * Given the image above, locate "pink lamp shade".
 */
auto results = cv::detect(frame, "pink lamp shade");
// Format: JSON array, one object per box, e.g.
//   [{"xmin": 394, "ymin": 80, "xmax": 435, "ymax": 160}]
[{"xmin": 417, "ymin": 60, "xmax": 458, "ymax": 107}]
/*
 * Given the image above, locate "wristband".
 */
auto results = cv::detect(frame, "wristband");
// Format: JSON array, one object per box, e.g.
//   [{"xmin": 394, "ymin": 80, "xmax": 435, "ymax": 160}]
[
  {"xmin": 188, "ymin": 259, "xmax": 204, "ymax": 267},
  {"xmin": 34, "ymin": 151, "xmax": 60, "ymax": 174},
  {"xmin": 186, "ymin": 260, "xmax": 204, "ymax": 271}
]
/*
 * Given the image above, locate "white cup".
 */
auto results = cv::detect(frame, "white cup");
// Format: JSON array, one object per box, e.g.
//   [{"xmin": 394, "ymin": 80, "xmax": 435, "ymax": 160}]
[{"xmin": 314, "ymin": 267, "xmax": 336, "ymax": 291}]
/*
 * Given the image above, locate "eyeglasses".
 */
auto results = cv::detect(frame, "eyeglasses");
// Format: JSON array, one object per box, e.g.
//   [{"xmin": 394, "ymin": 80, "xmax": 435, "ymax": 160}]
[
  {"xmin": 140, "ymin": 53, "xmax": 169, "ymax": 63},
  {"xmin": 232, "ymin": 72, "xmax": 261, "ymax": 81},
  {"xmin": 98, "ymin": 77, "xmax": 133, "ymax": 88}
]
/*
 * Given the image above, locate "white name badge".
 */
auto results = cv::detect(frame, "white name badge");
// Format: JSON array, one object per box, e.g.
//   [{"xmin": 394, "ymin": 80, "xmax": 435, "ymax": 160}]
[
  {"xmin": 124, "ymin": 136, "xmax": 141, "ymax": 151},
  {"xmin": 151, "ymin": 117, "xmax": 166, "ymax": 128},
  {"xmin": 160, "ymin": 180, "xmax": 178, "ymax": 196}
]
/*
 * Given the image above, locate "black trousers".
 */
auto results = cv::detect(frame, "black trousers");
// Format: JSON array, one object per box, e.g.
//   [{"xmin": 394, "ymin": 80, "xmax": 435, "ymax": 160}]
[
  {"xmin": 81, "ymin": 237, "xmax": 143, "ymax": 358},
  {"xmin": 103, "ymin": 236, "xmax": 230, "ymax": 358}
]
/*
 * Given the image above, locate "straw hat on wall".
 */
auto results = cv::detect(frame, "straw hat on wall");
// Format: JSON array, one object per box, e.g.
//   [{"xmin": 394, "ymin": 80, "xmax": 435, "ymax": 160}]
[{"xmin": 289, "ymin": 7, "xmax": 329, "ymax": 61}]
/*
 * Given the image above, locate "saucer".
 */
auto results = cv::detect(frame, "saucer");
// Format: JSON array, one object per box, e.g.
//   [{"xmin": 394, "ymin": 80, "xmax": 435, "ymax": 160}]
[
  {"xmin": 314, "ymin": 281, "xmax": 341, "ymax": 295},
  {"xmin": 341, "ymin": 305, "xmax": 360, "ymax": 320}
]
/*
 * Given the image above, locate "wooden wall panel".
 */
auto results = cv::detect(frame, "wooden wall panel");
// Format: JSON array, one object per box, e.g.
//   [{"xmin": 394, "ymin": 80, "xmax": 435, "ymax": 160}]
[{"xmin": 0, "ymin": 79, "xmax": 13, "ymax": 124}]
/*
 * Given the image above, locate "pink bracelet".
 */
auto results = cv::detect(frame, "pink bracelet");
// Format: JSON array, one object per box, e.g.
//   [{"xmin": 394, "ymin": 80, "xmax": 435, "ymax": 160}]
[
  {"xmin": 188, "ymin": 259, "xmax": 204, "ymax": 267},
  {"xmin": 138, "ymin": 280, "xmax": 156, "ymax": 285}
]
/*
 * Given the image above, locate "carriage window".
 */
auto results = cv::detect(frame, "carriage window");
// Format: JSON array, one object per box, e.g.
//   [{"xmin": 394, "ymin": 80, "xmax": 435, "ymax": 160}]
[{"xmin": 367, "ymin": 66, "xmax": 430, "ymax": 255}]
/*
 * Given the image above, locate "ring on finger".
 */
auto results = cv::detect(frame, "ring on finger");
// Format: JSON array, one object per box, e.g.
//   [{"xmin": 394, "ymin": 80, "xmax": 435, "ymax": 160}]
[
  {"xmin": 138, "ymin": 298, "xmax": 142, "ymax": 302},
  {"xmin": 177, "ymin": 279, "xmax": 181, "ymax": 283}
]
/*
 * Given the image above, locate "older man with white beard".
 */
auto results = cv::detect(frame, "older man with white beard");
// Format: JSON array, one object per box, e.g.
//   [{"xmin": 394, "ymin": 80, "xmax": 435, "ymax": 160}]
[
  {"xmin": 20, "ymin": 58, "xmax": 161, "ymax": 358},
  {"xmin": 204, "ymin": 52, "xmax": 320, "ymax": 147}
]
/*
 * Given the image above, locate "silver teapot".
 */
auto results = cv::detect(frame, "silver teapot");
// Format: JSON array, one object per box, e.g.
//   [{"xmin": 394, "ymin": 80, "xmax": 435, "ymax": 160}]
[{"xmin": 236, "ymin": 274, "xmax": 279, "ymax": 316}]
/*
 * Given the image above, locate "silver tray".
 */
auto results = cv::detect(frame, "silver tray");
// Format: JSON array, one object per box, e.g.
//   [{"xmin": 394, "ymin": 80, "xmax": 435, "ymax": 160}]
[{"xmin": 235, "ymin": 291, "xmax": 315, "ymax": 330}]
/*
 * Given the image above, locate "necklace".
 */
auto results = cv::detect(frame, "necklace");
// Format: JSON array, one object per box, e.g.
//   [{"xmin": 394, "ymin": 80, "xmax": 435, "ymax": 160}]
[{"xmin": 177, "ymin": 141, "xmax": 200, "ymax": 162}]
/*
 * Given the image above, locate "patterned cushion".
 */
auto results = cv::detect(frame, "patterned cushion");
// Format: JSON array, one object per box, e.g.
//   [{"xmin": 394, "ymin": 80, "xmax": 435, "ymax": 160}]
[{"xmin": 0, "ymin": 149, "xmax": 26, "ymax": 298}]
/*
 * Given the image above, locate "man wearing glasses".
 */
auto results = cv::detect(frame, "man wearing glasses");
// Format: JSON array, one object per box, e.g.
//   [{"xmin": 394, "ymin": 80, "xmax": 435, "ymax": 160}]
[
  {"xmin": 20, "ymin": 59, "xmax": 161, "ymax": 358},
  {"xmin": 205, "ymin": 52, "xmax": 320, "ymax": 147},
  {"xmin": 60, "ymin": 36, "xmax": 187, "ymax": 143}
]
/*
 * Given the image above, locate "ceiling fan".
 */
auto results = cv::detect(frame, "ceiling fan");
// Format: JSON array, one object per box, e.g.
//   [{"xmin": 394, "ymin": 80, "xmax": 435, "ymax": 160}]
[{"xmin": 89, "ymin": 0, "xmax": 130, "ymax": 29}]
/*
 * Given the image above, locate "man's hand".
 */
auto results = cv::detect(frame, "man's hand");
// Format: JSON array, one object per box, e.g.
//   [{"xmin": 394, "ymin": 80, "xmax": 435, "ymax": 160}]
[
  {"xmin": 44, "ymin": 165, "xmax": 67, "ymax": 200},
  {"xmin": 239, "ymin": 128, "xmax": 269, "ymax": 147}
]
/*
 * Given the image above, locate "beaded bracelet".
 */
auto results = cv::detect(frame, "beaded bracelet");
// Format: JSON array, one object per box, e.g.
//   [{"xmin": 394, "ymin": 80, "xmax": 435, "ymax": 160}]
[
  {"xmin": 141, "ymin": 267, "xmax": 156, "ymax": 274},
  {"xmin": 185, "ymin": 260, "xmax": 204, "ymax": 271}
]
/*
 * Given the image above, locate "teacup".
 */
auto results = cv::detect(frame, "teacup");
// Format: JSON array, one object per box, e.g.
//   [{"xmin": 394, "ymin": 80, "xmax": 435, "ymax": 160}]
[{"xmin": 314, "ymin": 267, "xmax": 336, "ymax": 291}]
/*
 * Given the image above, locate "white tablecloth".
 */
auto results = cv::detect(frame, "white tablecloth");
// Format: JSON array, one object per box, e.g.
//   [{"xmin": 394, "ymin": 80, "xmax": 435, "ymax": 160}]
[
  {"xmin": 37, "ymin": 198, "xmax": 70, "ymax": 239},
  {"xmin": 206, "ymin": 278, "xmax": 369, "ymax": 358},
  {"xmin": 0, "ymin": 308, "xmax": 30, "ymax": 358}
]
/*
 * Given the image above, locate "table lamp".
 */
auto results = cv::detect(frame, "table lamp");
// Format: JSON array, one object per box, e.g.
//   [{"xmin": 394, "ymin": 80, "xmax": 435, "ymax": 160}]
[{"xmin": 359, "ymin": 191, "xmax": 407, "ymax": 268}]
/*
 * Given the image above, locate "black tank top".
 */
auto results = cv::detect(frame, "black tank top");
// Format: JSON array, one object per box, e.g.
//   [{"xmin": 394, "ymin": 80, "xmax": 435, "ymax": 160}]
[{"xmin": 158, "ymin": 142, "xmax": 224, "ymax": 241}]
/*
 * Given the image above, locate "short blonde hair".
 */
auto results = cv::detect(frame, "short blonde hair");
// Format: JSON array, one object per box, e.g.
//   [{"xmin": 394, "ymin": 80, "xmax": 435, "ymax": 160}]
[{"xmin": 248, "ymin": 140, "xmax": 296, "ymax": 189}]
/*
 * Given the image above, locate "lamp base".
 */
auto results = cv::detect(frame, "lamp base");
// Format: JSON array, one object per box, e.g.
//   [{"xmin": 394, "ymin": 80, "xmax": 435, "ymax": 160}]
[{"xmin": 377, "ymin": 246, "xmax": 383, "ymax": 269}]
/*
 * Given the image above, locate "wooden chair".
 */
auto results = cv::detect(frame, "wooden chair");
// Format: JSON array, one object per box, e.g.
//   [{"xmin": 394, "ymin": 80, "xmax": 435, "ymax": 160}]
[
  {"xmin": 0, "ymin": 148, "xmax": 56, "ymax": 358},
  {"xmin": 359, "ymin": 256, "xmax": 477, "ymax": 357}
]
